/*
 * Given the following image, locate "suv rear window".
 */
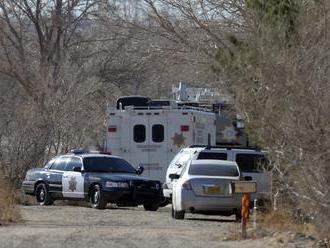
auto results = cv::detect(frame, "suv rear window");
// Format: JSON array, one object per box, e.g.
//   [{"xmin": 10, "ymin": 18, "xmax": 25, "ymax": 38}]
[
  {"xmin": 235, "ymin": 154, "xmax": 267, "ymax": 172},
  {"xmin": 197, "ymin": 151, "xmax": 227, "ymax": 160},
  {"xmin": 189, "ymin": 163, "xmax": 239, "ymax": 177}
]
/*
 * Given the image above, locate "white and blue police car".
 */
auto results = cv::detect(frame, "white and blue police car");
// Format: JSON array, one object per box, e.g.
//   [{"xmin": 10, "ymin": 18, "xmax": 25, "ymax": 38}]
[{"xmin": 22, "ymin": 150, "xmax": 162, "ymax": 210}]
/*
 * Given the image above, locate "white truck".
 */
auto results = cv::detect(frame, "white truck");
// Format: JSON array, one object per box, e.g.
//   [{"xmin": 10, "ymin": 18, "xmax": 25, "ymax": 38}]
[
  {"xmin": 104, "ymin": 83, "xmax": 272, "ymax": 208},
  {"xmin": 104, "ymin": 96, "xmax": 216, "ymax": 182}
]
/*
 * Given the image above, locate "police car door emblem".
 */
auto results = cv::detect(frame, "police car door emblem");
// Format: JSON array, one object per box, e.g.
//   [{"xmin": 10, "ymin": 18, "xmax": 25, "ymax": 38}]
[{"xmin": 69, "ymin": 176, "xmax": 77, "ymax": 192}]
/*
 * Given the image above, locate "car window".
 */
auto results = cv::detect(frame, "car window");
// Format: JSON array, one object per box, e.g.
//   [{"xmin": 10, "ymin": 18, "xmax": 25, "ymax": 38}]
[
  {"xmin": 152, "ymin": 124, "xmax": 164, "ymax": 143},
  {"xmin": 65, "ymin": 157, "xmax": 82, "ymax": 171},
  {"xmin": 50, "ymin": 157, "xmax": 69, "ymax": 171},
  {"xmin": 188, "ymin": 163, "xmax": 239, "ymax": 177},
  {"xmin": 197, "ymin": 151, "xmax": 228, "ymax": 160},
  {"xmin": 235, "ymin": 154, "xmax": 267, "ymax": 172},
  {"xmin": 134, "ymin": 125, "xmax": 146, "ymax": 143},
  {"xmin": 44, "ymin": 158, "xmax": 56, "ymax": 168},
  {"xmin": 83, "ymin": 157, "xmax": 136, "ymax": 173}
]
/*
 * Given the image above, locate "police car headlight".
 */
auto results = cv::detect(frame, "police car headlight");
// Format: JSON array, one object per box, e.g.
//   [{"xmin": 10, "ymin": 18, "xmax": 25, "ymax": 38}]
[{"xmin": 105, "ymin": 181, "xmax": 129, "ymax": 188}]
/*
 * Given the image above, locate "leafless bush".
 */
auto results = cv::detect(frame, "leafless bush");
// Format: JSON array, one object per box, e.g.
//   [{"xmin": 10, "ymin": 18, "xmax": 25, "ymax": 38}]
[
  {"xmin": 0, "ymin": 178, "xmax": 21, "ymax": 224},
  {"xmin": 142, "ymin": 0, "xmax": 330, "ymax": 235}
]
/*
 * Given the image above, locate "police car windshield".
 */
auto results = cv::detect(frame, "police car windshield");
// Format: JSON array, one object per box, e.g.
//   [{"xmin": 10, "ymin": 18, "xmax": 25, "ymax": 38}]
[{"xmin": 83, "ymin": 157, "xmax": 136, "ymax": 173}]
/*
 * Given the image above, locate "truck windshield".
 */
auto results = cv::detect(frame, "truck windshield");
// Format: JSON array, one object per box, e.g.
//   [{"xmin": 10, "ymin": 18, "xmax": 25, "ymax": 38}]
[
  {"xmin": 83, "ymin": 157, "xmax": 137, "ymax": 173},
  {"xmin": 188, "ymin": 163, "xmax": 239, "ymax": 177}
]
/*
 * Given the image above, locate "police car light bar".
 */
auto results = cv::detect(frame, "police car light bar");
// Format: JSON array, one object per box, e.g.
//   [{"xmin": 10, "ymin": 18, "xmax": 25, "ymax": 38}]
[
  {"xmin": 89, "ymin": 150, "xmax": 112, "ymax": 155},
  {"xmin": 99, "ymin": 150, "xmax": 112, "ymax": 155},
  {"xmin": 70, "ymin": 149, "xmax": 88, "ymax": 154}
]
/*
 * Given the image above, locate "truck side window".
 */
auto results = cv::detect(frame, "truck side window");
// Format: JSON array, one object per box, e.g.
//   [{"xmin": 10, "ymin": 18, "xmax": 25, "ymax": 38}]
[
  {"xmin": 152, "ymin": 124, "xmax": 164, "ymax": 143},
  {"xmin": 134, "ymin": 125, "xmax": 146, "ymax": 143}
]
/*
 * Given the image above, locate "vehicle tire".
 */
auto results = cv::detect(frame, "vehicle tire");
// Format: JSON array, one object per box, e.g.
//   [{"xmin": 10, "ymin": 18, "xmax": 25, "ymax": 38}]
[
  {"xmin": 159, "ymin": 198, "xmax": 170, "ymax": 208},
  {"xmin": 171, "ymin": 205, "xmax": 185, "ymax": 219},
  {"xmin": 89, "ymin": 185, "xmax": 107, "ymax": 209},
  {"xmin": 35, "ymin": 183, "xmax": 54, "ymax": 206},
  {"xmin": 143, "ymin": 202, "xmax": 159, "ymax": 211}
]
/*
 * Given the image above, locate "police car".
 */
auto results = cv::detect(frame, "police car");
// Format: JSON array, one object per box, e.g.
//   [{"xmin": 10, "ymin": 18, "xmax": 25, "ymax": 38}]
[{"xmin": 22, "ymin": 150, "xmax": 162, "ymax": 210}]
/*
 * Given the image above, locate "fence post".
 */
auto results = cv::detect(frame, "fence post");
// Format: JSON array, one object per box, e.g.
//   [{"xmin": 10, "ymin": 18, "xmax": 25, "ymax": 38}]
[{"xmin": 241, "ymin": 193, "xmax": 250, "ymax": 239}]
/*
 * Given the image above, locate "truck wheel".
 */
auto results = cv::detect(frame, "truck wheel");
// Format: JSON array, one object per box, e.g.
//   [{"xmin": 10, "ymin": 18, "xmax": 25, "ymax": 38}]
[
  {"xmin": 90, "ymin": 185, "xmax": 107, "ymax": 209},
  {"xmin": 35, "ymin": 183, "xmax": 54, "ymax": 206},
  {"xmin": 143, "ymin": 202, "xmax": 159, "ymax": 211},
  {"xmin": 171, "ymin": 206, "xmax": 185, "ymax": 219}
]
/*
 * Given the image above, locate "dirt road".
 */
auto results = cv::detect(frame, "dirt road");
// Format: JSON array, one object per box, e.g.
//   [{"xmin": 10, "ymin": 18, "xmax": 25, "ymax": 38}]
[{"xmin": 0, "ymin": 205, "xmax": 314, "ymax": 248}]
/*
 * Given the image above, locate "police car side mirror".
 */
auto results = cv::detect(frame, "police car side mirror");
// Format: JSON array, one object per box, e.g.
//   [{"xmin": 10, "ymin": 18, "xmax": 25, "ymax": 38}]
[
  {"xmin": 73, "ymin": 166, "xmax": 82, "ymax": 172},
  {"xmin": 169, "ymin": 174, "xmax": 180, "ymax": 180},
  {"xmin": 136, "ymin": 166, "xmax": 144, "ymax": 175}
]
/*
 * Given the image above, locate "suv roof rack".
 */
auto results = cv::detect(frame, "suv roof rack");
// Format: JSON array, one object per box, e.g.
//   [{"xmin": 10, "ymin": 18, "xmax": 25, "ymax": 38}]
[{"xmin": 188, "ymin": 145, "xmax": 261, "ymax": 151}]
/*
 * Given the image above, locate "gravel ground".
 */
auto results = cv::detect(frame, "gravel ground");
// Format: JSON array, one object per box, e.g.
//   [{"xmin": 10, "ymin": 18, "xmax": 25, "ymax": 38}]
[{"xmin": 0, "ymin": 204, "xmax": 315, "ymax": 248}]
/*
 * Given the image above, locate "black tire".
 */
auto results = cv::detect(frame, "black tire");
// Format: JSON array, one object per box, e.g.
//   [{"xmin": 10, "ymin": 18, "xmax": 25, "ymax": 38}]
[
  {"xmin": 159, "ymin": 198, "xmax": 170, "ymax": 208},
  {"xmin": 89, "ymin": 184, "xmax": 107, "ymax": 209},
  {"xmin": 35, "ymin": 183, "xmax": 54, "ymax": 206},
  {"xmin": 171, "ymin": 205, "xmax": 185, "ymax": 219},
  {"xmin": 143, "ymin": 202, "xmax": 159, "ymax": 211}
]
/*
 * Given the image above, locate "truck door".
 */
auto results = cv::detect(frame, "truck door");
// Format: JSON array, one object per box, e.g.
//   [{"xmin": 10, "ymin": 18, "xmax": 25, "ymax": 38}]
[
  {"xmin": 148, "ymin": 113, "xmax": 167, "ymax": 182},
  {"xmin": 167, "ymin": 111, "xmax": 191, "ymax": 166},
  {"xmin": 129, "ymin": 114, "xmax": 150, "ymax": 176}
]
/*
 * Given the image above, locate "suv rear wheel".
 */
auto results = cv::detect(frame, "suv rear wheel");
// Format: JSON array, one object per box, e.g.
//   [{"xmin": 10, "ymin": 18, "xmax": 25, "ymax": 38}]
[{"xmin": 171, "ymin": 205, "xmax": 185, "ymax": 219}]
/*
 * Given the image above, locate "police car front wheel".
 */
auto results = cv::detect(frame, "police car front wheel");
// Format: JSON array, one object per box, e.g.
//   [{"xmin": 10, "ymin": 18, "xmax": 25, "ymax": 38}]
[
  {"xmin": 89, "ymin": 185, "xmax": 107, "ymax": 209},
  {"xmin": 35, "ymin": 183, "xmax": 54, "ymax": 206}
]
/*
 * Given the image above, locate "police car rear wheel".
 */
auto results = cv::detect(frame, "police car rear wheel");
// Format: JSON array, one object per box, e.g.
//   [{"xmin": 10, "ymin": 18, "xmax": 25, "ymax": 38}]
[
  {"xmin": 35, "ymin": 183, "xmax": 54, "ymax": 206},
  {"xmin": 90, "ymin": 185, "xmax": 107, "ymax": 209},
  {"xmin": 143, "ymin": 202, "xmax": 159, "ymax": 211}
]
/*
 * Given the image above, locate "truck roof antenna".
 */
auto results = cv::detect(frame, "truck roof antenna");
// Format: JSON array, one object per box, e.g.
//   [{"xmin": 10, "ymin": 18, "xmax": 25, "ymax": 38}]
[{"xmin": 178, "ymin": 81, "xmax": 187, "ymax": 101}]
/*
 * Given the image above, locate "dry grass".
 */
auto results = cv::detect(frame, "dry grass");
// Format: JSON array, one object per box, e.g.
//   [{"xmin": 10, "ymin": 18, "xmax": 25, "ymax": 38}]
[
  {"xmin": 259, "ymin": 210, "xmax": 317, "ymax": 236},
  {"xmin": 0, "ymin": 179, "xmax": 21, "ymax": 224},
  {"xmin": 223, "ymin": 209, "xmax": 318, "ymax": 242}
]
